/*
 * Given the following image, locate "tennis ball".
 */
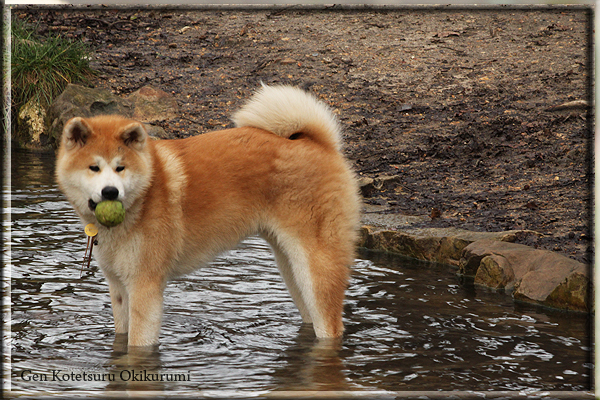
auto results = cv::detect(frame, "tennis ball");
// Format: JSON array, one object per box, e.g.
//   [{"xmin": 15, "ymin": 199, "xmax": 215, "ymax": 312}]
[{"xmin": 95, "ymin": 200, "xmax": 125, "ymax": 227}]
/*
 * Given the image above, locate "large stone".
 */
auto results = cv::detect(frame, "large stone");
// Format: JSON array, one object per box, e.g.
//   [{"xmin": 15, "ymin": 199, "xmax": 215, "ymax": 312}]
[
  {"xmin": 127, "ymin": 85, "xmax": 179, "ymax": 124},
  {"xmin": 358, "ymin": 224, "xmax": 528, "ymax": 266},
  {"xmin": 359, "ymin": 205, "xmax": 589, "ymax": 312},
  {"xmin": 460, "ymin": 239, "xmax": 590, "ymax": 312},
  {"xmin": 545, "ymin": 272, "xmax": 589, "ymax": 311},
  {"xmin": 45, "ymin": 84, "xmax": 176, "ymax": 148},
  {"xmin": 45, "ymin": 84, "xmax": 134, "ymax": 148},
  {"xmin": 141, "ymin": 124, "xmax": 171, "ymax": 139},
  {"xmin": 474, "ymin": 254, "xmax": 515, "ymax": 290}
]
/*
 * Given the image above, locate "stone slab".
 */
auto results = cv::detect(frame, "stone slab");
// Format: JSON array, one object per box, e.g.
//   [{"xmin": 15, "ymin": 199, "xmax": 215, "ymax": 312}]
[{"xmin": 359, "ymin": 206, "xmax": 590, "ymax": 312}]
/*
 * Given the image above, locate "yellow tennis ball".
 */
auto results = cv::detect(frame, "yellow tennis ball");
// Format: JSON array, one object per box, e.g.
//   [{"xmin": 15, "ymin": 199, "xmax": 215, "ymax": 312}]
[{"xmin": 95, "ymin": 200, "xmax": 125, "ymax": 227}]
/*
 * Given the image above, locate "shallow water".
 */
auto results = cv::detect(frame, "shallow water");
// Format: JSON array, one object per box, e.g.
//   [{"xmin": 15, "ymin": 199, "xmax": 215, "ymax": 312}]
[{"xmin": 7, "ymin": 149, "xmax": 592, "ymax": 395}]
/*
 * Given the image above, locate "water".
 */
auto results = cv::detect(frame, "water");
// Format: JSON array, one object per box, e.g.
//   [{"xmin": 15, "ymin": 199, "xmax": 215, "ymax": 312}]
[{"xmin": 6, "ymin": 149, "xmax": 592, "ymax": 396}]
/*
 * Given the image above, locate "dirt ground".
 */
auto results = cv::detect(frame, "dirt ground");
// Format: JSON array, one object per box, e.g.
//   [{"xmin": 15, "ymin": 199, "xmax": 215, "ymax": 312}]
[{"xmin": 15, "ymin": 5, "xmax": 593, "ymax": 263}]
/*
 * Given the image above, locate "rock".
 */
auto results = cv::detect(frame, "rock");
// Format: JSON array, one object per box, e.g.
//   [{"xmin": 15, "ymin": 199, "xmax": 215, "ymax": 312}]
[
  {"xmin": 460, "ymin": 239, "xmax": 589, "ymax": 312},
  {"xmin": 359, "ymin": 205, "xmax": 534, "ymax": 266},
  {"xmin": 359, "ymin": 205, "xmax": 589, "ymax": 312},
  {"xmin": 359, "ymin": 175, "xmax": 401, "ymax": 197},
  {"xmin": 358, "ymin": 224, "xmax": 529, "ymax": 266},
  {"xmin": 127, "ymin": 85, "xmax": 179, "ymax": 124},
  {"xmin": 45, "ymin": 84, "xmax": 134, "ymax": 148},
  {"xmin": 142, "ymin": 123, "xmax": 170, "ymax": 139},
  {"xmin": 474, "ymin": 254, "xmax": 515, "ymax": 290},
  {"xmin": 279, "ymin": 58, "xmax": 297, "ymax": 65},
  {"xmin": 545, "ymin": 272, "xmax": 589, "ymax": 311},
  {"xmin": 358, "ymin": 177, "xmax": 375, "ymax": 197},
  {"xmin": 15, "ymin": 97, "xmax": 49, "ymax": 150},
  {"xmin": 45, "ymin": 84, "xmax": 178, "ymax": 148},
  {"xmin": 545, "ymin": 99, "xmax": 589, "ymax": 112},
  {"xmin": 360, "ymin": 226, "xmax": 442, "ymax": 262}
]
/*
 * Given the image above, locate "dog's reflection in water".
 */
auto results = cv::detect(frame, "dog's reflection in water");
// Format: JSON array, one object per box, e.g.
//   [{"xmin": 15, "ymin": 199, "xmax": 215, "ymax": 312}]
[
  {"xmin": 271, "ymin": 324, "xmax": 350, "ymax": 391},
  {"xmin": 105, "ymin": 334, "xmax": 165, "ymax": 392},
  {"xmin": 104, "ymin": 325, "xmax": 349, "ymax": 392}
]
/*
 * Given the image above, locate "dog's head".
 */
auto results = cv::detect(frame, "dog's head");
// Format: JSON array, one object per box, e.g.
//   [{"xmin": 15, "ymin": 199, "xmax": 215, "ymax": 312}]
[{"xmin": 56, "ymin": 115, "xmax": 153, "ymax": 222}]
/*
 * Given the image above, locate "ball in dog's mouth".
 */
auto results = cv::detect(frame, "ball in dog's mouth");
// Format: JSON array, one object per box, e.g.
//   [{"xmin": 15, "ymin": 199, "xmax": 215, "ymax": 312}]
[{"xmin": 94, "ymin": 200, "xmax": 126, "ymax": 227}]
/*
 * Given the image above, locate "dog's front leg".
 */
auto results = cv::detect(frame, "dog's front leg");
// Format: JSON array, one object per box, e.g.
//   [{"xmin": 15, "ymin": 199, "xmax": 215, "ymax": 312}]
[
  {"xmin": 105, "ymin": 273, "xmax": 129, "ymax": 334},
  {"xmin": 127, "ymin": 275, "xmax": 166, "ymax": 347}
]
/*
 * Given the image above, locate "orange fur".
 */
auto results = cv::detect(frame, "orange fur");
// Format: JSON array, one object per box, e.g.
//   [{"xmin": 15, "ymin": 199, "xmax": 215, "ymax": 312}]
[{"xmin": 56, "ymin": 85, "xmax": 361, "ymax": 346}]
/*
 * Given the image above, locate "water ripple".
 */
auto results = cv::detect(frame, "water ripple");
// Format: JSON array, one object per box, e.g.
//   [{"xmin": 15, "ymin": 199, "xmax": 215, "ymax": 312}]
[{"xmin": 8, "ymin": 150, "xmax": 591, "ymax": 394}]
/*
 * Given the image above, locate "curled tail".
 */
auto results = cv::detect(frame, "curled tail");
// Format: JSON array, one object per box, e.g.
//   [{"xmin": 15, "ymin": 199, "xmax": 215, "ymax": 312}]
[{"xmin": 231, "ymin": 84, "xmax": 342, "ymax": 152}]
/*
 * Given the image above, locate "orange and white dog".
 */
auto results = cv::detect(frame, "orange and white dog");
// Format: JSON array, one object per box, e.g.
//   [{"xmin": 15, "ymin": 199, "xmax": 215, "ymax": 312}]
[{"xmin": 56, "ymin": 85, "xmax": 361, "ymax": 347}]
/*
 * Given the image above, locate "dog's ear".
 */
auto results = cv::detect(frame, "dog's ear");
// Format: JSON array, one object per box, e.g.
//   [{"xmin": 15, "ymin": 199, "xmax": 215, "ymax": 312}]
[
  {"xmin": 120, "ymin": 122, "xmax": 148, "ymax": 151},
  {"xmin": 62, "ymin": 117, "xmax": 92, "ymax": 150}
]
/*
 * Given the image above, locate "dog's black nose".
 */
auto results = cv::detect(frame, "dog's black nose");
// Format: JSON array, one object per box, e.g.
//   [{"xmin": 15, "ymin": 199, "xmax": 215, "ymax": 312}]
[{"xmin": 101, "ymin": 186, "xmax": 119, "ymax": 201}]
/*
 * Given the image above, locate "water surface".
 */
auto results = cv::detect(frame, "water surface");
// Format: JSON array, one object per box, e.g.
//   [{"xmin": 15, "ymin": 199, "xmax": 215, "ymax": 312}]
[{"xmin": 7, "ymin": 150, "xmax": 591, "ymax": 396}]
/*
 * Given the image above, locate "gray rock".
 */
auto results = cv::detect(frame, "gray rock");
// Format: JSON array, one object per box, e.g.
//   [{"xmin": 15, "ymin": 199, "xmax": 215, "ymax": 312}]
[
  {"xmin": 127, "ymin": 85, "xmax": 179, "ymax": 124},
  {"xmin": 359, "ymin": 225, "xmax": 525, "ymax": 266},
  {"xmin": 475, "ymin": 254, "xmax": 515, "ymax": 290},
  {"xmin": 460, "ymin": 239, "xmax": 589, "ymax": 312},
  {"xmin": 359, "ymin": 204, "xmax": 589, "ymax": 312},
  {"xmin": 44, "ymin": 84, "xmax": 178, "ymax": 148},
  {"xmin": 45, "ymin": 84, "xmax": 134, "ymax": 148},
  {"xmin": 142, "ymin": 123, "xmax": 171, "ymax": 139},
  {"xmin": 359, "ymin": 175, "xmax": 402, "ymax": 197}
]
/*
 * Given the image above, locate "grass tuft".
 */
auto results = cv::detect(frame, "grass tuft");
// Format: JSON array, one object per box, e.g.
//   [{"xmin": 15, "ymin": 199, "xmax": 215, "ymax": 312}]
[{"xmin": 11, "ymin": 17, "xmax": 96, "ymax": 114}]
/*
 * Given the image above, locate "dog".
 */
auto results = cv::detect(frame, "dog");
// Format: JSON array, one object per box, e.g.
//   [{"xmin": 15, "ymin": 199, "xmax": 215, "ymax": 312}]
[{"xmin": 56, "ymin": 85, "xmax": 361, "ymax": 347}]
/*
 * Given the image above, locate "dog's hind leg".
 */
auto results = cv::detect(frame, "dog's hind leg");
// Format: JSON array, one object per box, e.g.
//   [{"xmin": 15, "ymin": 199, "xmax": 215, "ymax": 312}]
[
  {"xmin": 263, "ymin": 235, "xmax": 312, "ymax": 323},
  {"xmin": 302, "ymin": 246, "xmax": 349, "ymax": 339},
  {"xmin": 269, "ymin": 232, "xmax": 350, "ymax": 338}
]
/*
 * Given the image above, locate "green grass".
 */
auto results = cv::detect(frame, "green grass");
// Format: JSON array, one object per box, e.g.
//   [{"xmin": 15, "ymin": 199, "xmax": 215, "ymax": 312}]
[{"xmin": 11, "ymin": 17, "xmax": 96, "ymax": 113}]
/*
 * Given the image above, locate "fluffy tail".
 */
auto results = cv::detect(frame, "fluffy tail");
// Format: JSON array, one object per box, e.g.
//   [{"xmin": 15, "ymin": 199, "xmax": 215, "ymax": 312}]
[{"xmin": 231, "ymin": 84, "xmax": 342, "ymax": 152}]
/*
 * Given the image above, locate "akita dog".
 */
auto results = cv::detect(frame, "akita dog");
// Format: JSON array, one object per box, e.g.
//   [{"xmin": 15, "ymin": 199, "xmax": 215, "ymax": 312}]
[{"xmin": 56, "ymin": 85, "xmax": 361, "ymax": 347}]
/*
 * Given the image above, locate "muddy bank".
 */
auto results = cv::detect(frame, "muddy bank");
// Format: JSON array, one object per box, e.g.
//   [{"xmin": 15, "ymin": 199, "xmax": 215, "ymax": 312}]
[{"xmin": 14, "ymin": 5, "xmax": 593, "ymax": 265}]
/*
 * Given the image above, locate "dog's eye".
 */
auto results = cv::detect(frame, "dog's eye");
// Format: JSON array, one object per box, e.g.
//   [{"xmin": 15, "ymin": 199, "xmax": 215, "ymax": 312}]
[
  {"xmin": 116, "ymin": 166, "xmax": 125, "ymax": 172},
  {"xmin": 89, "ymin": 165, "xmax": 100, "ymax": 172}
]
